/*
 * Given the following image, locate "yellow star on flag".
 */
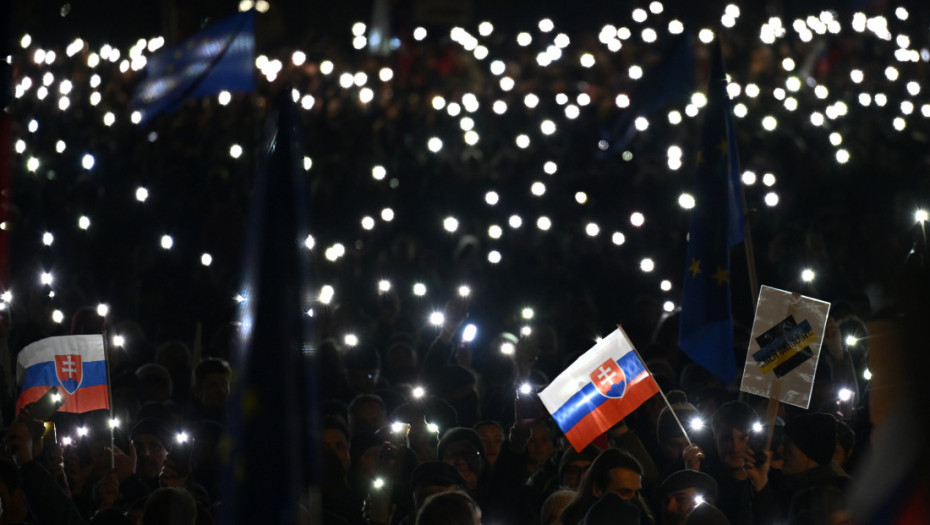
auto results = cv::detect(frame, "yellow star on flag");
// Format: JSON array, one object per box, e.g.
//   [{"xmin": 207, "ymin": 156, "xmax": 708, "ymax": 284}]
[
  {"xmin": 712, "ymin": 266, "xmax": 728, "ymax": 286},
  {"xmin": 689, "ymin": 258, "xmax": 701, "ymax": 277}
]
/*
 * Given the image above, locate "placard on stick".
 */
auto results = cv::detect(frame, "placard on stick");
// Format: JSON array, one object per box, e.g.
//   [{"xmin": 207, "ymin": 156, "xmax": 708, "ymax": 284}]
[{"xmin": 740, "ymin": 286, "xmax": 831, "ymax": 409}]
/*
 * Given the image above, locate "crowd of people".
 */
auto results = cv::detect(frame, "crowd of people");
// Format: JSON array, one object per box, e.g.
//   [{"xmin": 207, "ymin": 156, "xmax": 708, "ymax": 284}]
[{"xmin": 3, "ymin": 0, "xmax": 930, "ymax": 524}]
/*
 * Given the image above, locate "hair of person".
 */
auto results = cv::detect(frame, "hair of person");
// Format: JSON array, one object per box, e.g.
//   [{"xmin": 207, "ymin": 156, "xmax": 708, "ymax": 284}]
[
  {"xmin": 141, "ymin": 487, "xmax": 197, "ymax": 525},
  {"xmin": 191, "ymin": 357, "xmax": 231, "ymax": 389},
  {"xmin": 415, "ymin": 490, "xmax": 480, "ymax": 525},
  {"xmin": 562, "ymin": 448, "xmax": 643, "ymax": 525},
  {"xmin": 348, "ymin": 393, "xmax": 386, "ymax": 414}
]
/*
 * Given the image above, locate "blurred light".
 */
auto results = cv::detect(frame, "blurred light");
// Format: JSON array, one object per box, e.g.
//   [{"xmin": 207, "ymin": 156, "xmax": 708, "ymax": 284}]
[
  {"xmin": 82, "ymin": 154, "xmax": 95, "ymax": 170},
  {"xmin": 678, "ymin": 193, "xmax": 696, "ymax": 209},
  {"xmin": 318, "ymin": 285, "xmax": 335, "ymax": 304},
  {"xmin": 78, "ymin": 216, "xmax": 91, "ymax": 230},
  {"xmin": 41, "ymin": 272, "xmax": 53, "ymax": 285},
  {"xmin": 429, "ymin": 311, "xmax": 445, "ymax": 326},
  {"xmin": 863, "ymin": 368, "xmax": 872, "ymax": 381},
  {"xmin": 640, "ymin": 258, "xmax": 655, "ymax": 272},
  {"xmin": 575, "ymin": 192, "xmax": 588, "ymax": 205},
  {"xmin": 522, "ymin": 307, "xmax": 534, "ymax": 320},
  {"xmin": 580, "ymin": 53, "xmax": 595, "ymax": 68},
  {"xmin": 443, "ymin": 217, "xmax": 459, "ymax": 232},
  {"xmin": 304, "ymin": 235, "xmax": 315, "ymax": 250},
  {"xmin": 663, "ymin": 301, "xmax": 675, "ymax": 312},
  {"xmin": 413, "ymin": 27, "xmax": 427, "ymax": 41},
  {"xmin": 137, "ymin": 187, "xmax": 152, "ymax": 203},
  {"xmin": 160, "ymin": 235, "xmax": 173, "ymax": 249},
  {"xmin": 801, "ymin": 268, "xmax": 815, "ymax": 282},
  {"xmin": 538, "ymin": 18, "xmax": 554, "ymax": 32},
  {"xmin": 612, "ymin": 232, "xmax": 626, "ymax": 245},
  {"xmin": 752, "ymin": 421, "xmax": 764, "ymax": 433},
  {"xmin": 531, "ymin": 181, "xmax": 546, "ymax": 196},
  {"xmin": 344, "ymin": 334, "xmax": 359, "ymax": 346},
  {"xmin": 836, "ymin": 149, "xmax": 850, "ymax": 164},
  {"xmin": 762, "ymin": 116, "xmax": 778, "ymax": 131},
  {"xmin": 427, "ymin": 137, "xmax": 443, "ymax": 152},
  {"xmin": 668, "ymin": 110, "xmax": 682, "ymax": 124},
  {"xmin": 690, "ymin": 417, "xmax": 704, "ymax": 431},
  {"xmin": 765, "ymin": 192, "xmax": 779, "ymax": 206},
  {"xmin": 517, "ymin": 32, "xmax": 532, "ymax": 46},
  {"xmin": 372, "ymin": 165, "xmax": 387, "ymax": 180},
  {"xmin": 838, "ymin": 388, "xmax": 853, "ymax": 402},
  {"xmin": 509, "ymin": 215, "xmax": 523, "ymax": 228},
  {"xmin": 585, "ymin": 223, "xmax": 600, "ymax": 236},
  {"xmin": 488, "ymin": 225, "xmax": 503, "ymax": 239},
  {"xmin": 97, "ymin": 303, "xmax": 109, "ymax": 317},
  {"xmin": 413, "ymin": 283, "xmax": 427, "ymax": 296},
  {"xmin": 634, "ymin": 117, "xmax": 649, "ymax": 131},
  {"xmin": 668, "ymin": 20, "xmax": 684, "ymax": 34},
  {"xmin": 361, "ymin": 216, "xmax": 375, "ymax": 230},
  {"xmin": 462, "ymin": 324, "xmax": 478, "ymax": 342},
  {"xmin": 229, "ymin": 144, "xmax": 243, "ymax": 158},
  {"xmin": 488, "ymin": 250, "xmax": 502, "ymax": 264},
  {"xmin": 537, "ymin": 216, "xmax": 552, "ymax": 231},
  {"xmin": 516, "ymin": 135, "xmax": 530, "ymax": 148},
  {"xmin": 378, "ymin": 280, "xmax": 391, "ymax": 293},
  {"xmin": 630, "ymin": 212, "xmax": 645, "ymax": 227},
  {"xmin": 762, "ymin": 173, "xmax": 776, "ymax": 186},
  {"xmin": 544, "ymin": 161, "xmax": 558, "ymax": 175},
  {"xmin": 660, "ymin": 280, "xmax": 672, "ymax": 291},
  {"xmin": 485, "ymin": 191, "xmax": 500, "ymax": 205},
  {"xmin": 42, "ymin": 232, "xmax": 54, "ymax": 246},
  {"xmin": 845, "ymin": 335, "xmax": 858, "ymax": 346},
  {"xmin": 500, "ymin": 342, "xmax": 515, "ymax": 355},
  {"xmin": 52, "ymin": 310, "xmax": 64, "ymax": 323},
  {"xmin": 201, "ymin": 253, "xmax": 213, "ymax": 266},
  {"xmin": 698, "ymin": 29, "xmax": 715, "ymax": 43},
  {"xmin": 540, "ymin": 120, "xmax": 556, "ymax": 135},
  {"xmin": 914, "ymin": 209, "xmax": 928, "ymax": 223}
]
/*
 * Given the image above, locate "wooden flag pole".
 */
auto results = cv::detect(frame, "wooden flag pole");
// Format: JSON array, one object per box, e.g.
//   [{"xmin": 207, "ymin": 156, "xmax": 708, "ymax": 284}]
[{"xmin": 619, "ymin": 324, "xmax": 693, "ymax": 446}]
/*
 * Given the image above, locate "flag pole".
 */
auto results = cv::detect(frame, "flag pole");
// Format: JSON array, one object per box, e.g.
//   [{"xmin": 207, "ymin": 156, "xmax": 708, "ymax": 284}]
[
  {"xmin": 618, "ymin": 324, "xmax": 692, "ymax": 446},
  {"xmin": 101, "ymin": 328, "xmax": 115, "ymax": 469}
]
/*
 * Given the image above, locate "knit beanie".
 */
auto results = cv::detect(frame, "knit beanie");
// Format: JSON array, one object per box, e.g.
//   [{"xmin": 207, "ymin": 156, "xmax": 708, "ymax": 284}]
[
  {"xmin": 658, "ymin": 470, "xmax": 718, "ymax": 503},
  {"xmin": 784, "ymin": 413, "xmax": 837, "ymax": 466},
  {"xmin": 583, "ymin": 493, "xmax": 641, "ymax": 525},
  {"xmin": 437, "ymin": 427, "xmax": 485, "ymax": 460},
  {"xmin": 657, "ymin": 402, "xmax": 700, "ymax": 444}
]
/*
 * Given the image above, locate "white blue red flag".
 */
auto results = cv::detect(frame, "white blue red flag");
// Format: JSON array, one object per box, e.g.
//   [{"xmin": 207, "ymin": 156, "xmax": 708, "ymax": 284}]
[
  {"xmin": 539, "ymin": 328, "xmax": 659, "ymax": 451},
  {"xmin": 16, "ymin": 335, "xmax": 110, "ymax": 414}
]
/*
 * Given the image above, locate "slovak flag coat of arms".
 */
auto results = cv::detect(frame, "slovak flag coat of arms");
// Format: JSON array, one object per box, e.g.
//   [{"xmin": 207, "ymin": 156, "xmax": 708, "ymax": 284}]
[
  {"xmin": 16, "ymin": 335, "xmax": 110, "ymax": 414},
  {"xmin": 540, "ymin": 328, "xmax": 659, "ymax": 451}
]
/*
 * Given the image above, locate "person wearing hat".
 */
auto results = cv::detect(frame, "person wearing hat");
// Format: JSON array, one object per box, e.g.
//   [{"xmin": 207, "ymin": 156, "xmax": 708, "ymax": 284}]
[
  {"xmin": 113, "ymin": 417, "xmax": 175, "ymax": 503},
  {"xmin": 393, "ymin": 461, "xmax": 467, "ymax": 525},
  {"xmin": 776, "ymin": 413, "xmax": 851, "ymax": 515},
  {"xmin": 656, "ymin": 470, "xmax": 719, "ymax": 525}
]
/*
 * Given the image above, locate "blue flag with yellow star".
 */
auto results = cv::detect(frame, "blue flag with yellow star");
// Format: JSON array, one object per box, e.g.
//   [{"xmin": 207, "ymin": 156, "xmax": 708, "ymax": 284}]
[{"xmin": 678, "ymin": 43, "xmax": 745, "ymax": 383}]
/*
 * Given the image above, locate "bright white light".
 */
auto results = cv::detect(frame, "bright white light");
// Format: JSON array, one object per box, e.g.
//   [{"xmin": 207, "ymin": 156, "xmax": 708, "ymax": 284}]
[
  {"xmin": 361, "ymin": 216, "xmax": 375, "ymax": 230},
  {"xmin": 372, "ymin": 165, "xmax": 387, "ymax": 180},
  {"xmin": 488, "ymin": 250, "xmax": 502, "ymax": 264},
  {"xmin": 516, "ymin": 135, "xmax": 531, "ymax": 148},
  {"xmin": 413, "ymin": 283, "xmax": 427, "ymax": 296},
  {"xmin": 762, "ymin": 173, "xmax": 776, "ymax": 186},
  {"xmin": 885, "ymin": 66, "xmax": 899, "ymax": 81},
  {"xmin": 914, "ymin": 209, "xmax": 928, "ymax": 223},
  {"xmin": 443, "ymin": 217, "xmax": 459, "ymax": 232},
  {"xmin": 640, "ymin": 258, "xmax": 655, "ymax": 272},
  {"xmin": 663, "ymin": 301, "xmax": 675, "ymax": 312},
  {"xmin": 378, "ymin": 280, "xmax": 391, "ymax": 293},
  {"xmin": 668, "ymin": 20, "xmax": 684, "ymax": 34},
  {"xmin": 538, "ymin": 18, "xmax": 554, "ymax": 32},
  {"xmin": 752, "ymin": 421, "xmax": 764, "ymax": 433},
  {"xmin": 531, "ymin": 181, "xmax": 546, "ymax": 196},
  {"xmin": 612, "ymin": 232, "xmax": 626, "ymax": 245},
  {"xmin": 304, "ymin": 235, "xmax": 315, "ymax": 250},
  {"xmin": 575, "ymin": 192, "xmax": 587, "ymax": 204},
  {"xmin": 698, "ymin": 29, "xmax": 715, "ymax": 43},
  {"xmin": 493, "ymin": 100, "xmax": 507, "ymax": 114},
  {"xmin": 630, "ymin": 212, "xmax": 645, "ymax": 227},
  {"xmin": 836, "ymin": 149, "xmax": 850, "ymax": 164},
  {"xmin": 81, "ymin": 154, "xmax": 95, "ymax": 170},
  {"xmin": 429, "ymin": 311, "xmax": 445, "ymax": 326},
  {"xmin": 413, "ymin": 27, "xmax": 427, "ymax": 41},
  {"xmin": 863, "ymin": 368, "xmax": 872, "ymax": 381},
  {"xmin": 344, "ymin": 334, "xmax": 359, "ymax": 347},
  {"xmin": 845, "ymin": 335, "xmax": 858, "ymax": 346},
  {"xmin": 629, "ymin": 65, "xmax": 643, "ymax": 80},
  {"xmin": 537, "ymin": 216, "xmax": 552, "ymax": 230},
  {"xmin": 660, "ymin": 280, "xmax": 672, "ymax": 291},
  {"xmin": 427, "ymin": 137, "xmax": 443, "ymax": 153},
  {"xmin": 524, "ymin": 93, "xmax": 539, "ymax": 108},
  {"xmin": 488, "ymin": 225, "xmax": 503, "ymax": 239},
  {"xmin": 634, "ymin": 117, "xmax": 649, "ymax": 131},
  {"xmin": 97, "ymin": 303, "xmax": 109, "ymax": 317},
  {"xmin": 580, "ymin": 53, "xmax": 595, "ymax": 68},
  {"xmin": 485, "ymin": 191, "xmax": 500, "ymax": 205},
  {"xmin": 544, "ymin": 161, "xmax": 558, "ymax": 174},
  {"xmin": 690, "ymin": 417, "xmax": 705, "ymax": 431},
  {"xmin": 160, "ymin": 235, "xmax": 173, "ymax": 249},
  {"xmin": 78, "ymin": 216, "xmax": 91, "ymax": 230},
  {"xmin": 762, "ymin": 116, "xmax": 778, "ymax": 131},
  {"xmin": 678, "ymin": 193, "xmax": 696, "ymax": 209},
  {"xmin": 229, "ymin": 144, "xmax": 243, "ymax": 159},
  {"xmin": 829, "ymin": 132, "xmax": 843, "ymax": 146},
  {"xmin": 201, "ymin": 253, "xmax": 213, "ymax": 266},
  {"xmin": 42, "ymin": 232, "xmax": 54, "ymax": 246},
  {"xmin": 41, "ymin": 272, "xmax": 54, "ymax": 285},
  {"xmin": 765, "ymin": 192, "xmax": 779, "ymax": 206},
  {"xmin": 522, "ymin": 307, "xmax": 534, "ymax": 320},
  {"xmin": 27, "ymin": 157, "xmax": 39, "ymax": 172},
  {"xmin": 668, "ymin": 111, "xmax": 682, "ymax": 124},
  {"xmin": 500, "ymin": 342, "xmax": 515, "ymax": 355},
  {"xmin": 77, "ymin": 426, "xmax": 89, "ymax": 437},
  {"xmin": 585, "ymin": 223, "xmax": 600, "ymax": 236},
  {"xmin": 516, "ymin": 32, "xmax": 532, "ymax": 46},
  {"xmin": 318, "ymin": 285, "xmax": 335, "ymax": 304},
  {"xmin": 462, "ymin": 324, "xmax": 478, "ymax": 342},
  {"xmin": 540, "ymin": 120, "xmax": 556, "ymax": 135},
  {"xmin": 509, "ymin": 215, "xmax": 523, "ymax": 229},
  {"xmin": 837, "ymin": 388, "xmax": 853, "ymax": 402},
  {"xmin": 52, "ymin": 310, "xmax": 64, "ymax": 323}
]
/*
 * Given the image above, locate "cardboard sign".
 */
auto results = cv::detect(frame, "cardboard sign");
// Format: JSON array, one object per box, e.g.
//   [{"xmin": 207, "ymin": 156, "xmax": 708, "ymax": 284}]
[{"xmin": 740, "ymin": 286, "xmax": 830, "ymax": 409}]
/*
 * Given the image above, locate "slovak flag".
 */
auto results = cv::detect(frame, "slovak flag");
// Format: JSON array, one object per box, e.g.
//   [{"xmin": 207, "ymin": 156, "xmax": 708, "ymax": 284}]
[
  {"xmin": 539, "ymin": 328, "xmax": 659, "ymax": 451},
  {"xmin": 16, "ymin": 335, "xmax": 110, "ymax": 414}
]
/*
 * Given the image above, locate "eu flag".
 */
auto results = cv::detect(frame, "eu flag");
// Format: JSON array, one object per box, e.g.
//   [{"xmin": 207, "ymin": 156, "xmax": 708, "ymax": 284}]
[
  {"xmin": 678, "ymin": 43, "xmax": 745, "ymax": 383},
  {"xmin": 132, "ymin": 11, "xmax": 255, "ymax": 124},
  {"xmin": 220, "ymin": 90, "xmax": 318, "ymax": 524}
]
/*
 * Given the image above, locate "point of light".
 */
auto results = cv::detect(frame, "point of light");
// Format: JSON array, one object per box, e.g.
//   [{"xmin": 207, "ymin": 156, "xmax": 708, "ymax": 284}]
[
  {"xmin": 52, "ymin": 310, "xmax": 64, "ymax": 323},
  {"xmin": 443, "ymin": 217, "xmax": 459, "ymax": 233},
  {"xmin": 801, "ymin": 268, "xmax": 815, "ymax": 282},
  {"xmin": 837, "ymin": 388, "xmax": 853, "ymax": 402},
  {"xmin": 429, "ymin": 311, "xmax": 445, "ymax": 326},
  {"xmin": 413, "ymin": 386, "xmax": 425, "ymax": 398},
  {"xmin": 344, "ymin": 334, "xmax": 359, "ymax": 347},
  {"xmin": 916, "ymin": 209, "xmax": 929, "ymax": 223},
  {"xmin": 413, "ymin": 283, "xmax": 427, "ymax": 296},
  {"xmin": 630, "ymin": 212, "xmax": 645, "ymax": 227},
  {"xmin": 678, "ymin": 193, "xmax": 696, "ymax": 209},
  {"xmin": 612, "ymin": 232, "xmax": 626, "ymax": 246},
  {"xmin": 78, "ymin": 216, "xmax": 91, "ymax": 230},
  {"xmin": 640, "ymin": 258, "xmax": 655, "ymax": 272},
  {"xmin": 160, "ymin": 235, "xmax": 173, "ymax": 250},
  {"xmin": 501, "ymin": 342, "xmax": 515, "ymax": 355},
  {"xmin": 488, "ymin": 250, "xmax": 502, "ymax": 264},
  {"xmin": 522, "ymin": 307, "xmax": 534, "ymax": 320},
  {"xmin": 97, "ymin": 303, "xmax": 109, "ymax": 317},
  {"xmin": 462, "ymin": 324, "xmax": 477, "ymax": 342},
  {"xmin": 690, "ymin": 417, "xmax": 705, "ymax": 431},
  {"xmin": 318, "ymin": 285, "xmax": 335, "ymax": 304},
  {"xmin": 378, "ymin": 280, "xmax": 391, "ymax": 293}
]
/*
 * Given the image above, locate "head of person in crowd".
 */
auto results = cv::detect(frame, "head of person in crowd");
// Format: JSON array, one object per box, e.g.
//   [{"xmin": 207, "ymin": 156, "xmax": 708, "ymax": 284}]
[
  {"xmin": 323, "ymin": 416, "xmax": 351, "ymax": 475},
  {"xmin": 562, "ymin": 449, "xmax": 644, "ymax": 525},
  {"xmin": 558, "ymin": 445, "xmax": 600, "ymax": 490},
  {"xmin": 348, "ymin": 394, "xmax": 387, "ymax": 436},
  {"xmin": 392, "ymin": 396, "xmax": 458, "ymax": 462},
  {"xmin": 583, "ymin": 492, "xmax": 641, "ymax": 525},
  {"xmin": 782, "ymin": 413, "xmax": 838, "ymax": 476},
  {"xmin": 190, "ymin": 357, "xmax": 231, "ymax": 414},
  {"xmin": 159, "ymin": 438, "xmax": 194, "ymax": 488},
  {"xmin": 415, "ymin": 490, "xmax": 482, "ymax": 525},
  {"xmin": 438, "ymin": 427, "xmax": 486, "ymax": 491},
  {"xmin": 409, "ymin": 461, "xmax": 467, "ymax": 515},
  {"xmin": 436, "ymin": 365, "xmax": 480, "ymax": 428},
  {"xmin": 383, "ymin": 340, "xmax": 418, "ymax": 387},
  {"xmin": 131, "ymin": 417, "xmax": 173, "ymax": 480},
  {"xmin": 657, "ymin": 470, "xmax": 719, "ymax": 525},
  {"xmin": 349, "ymin": 432, "xmax": 382, "ymax": 488},
  {"xmin": 657, "ymin": 397, "xmax": 701, "ymax": 469},
  {"xmin": 343, "ymin": 344, "xmax": 381, "ymax": 396},
  {"xmin": 141, "ymin": 486, "xmax": 197, "ymax": 525},
  {"xmin": 136, "ymin": 363, "xmax": 173, "ymax": 405},
  {"xmin": 526, "ymin": 420, "xmax": 557, "ymax": 472},
  {"xmin": 711, "ymin": 401, "xmax": 758, "ymax": 475},
  {"xmin": 833, "ymin": 420, "xmax": 855, "ymax": 469},
  {"xmin": 541, "ymin": 489, "xmax": 576, "ymax": 525},
  {"xmin": 473, "ymin": 420, "xmax": 505, "ymax": 466}
]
